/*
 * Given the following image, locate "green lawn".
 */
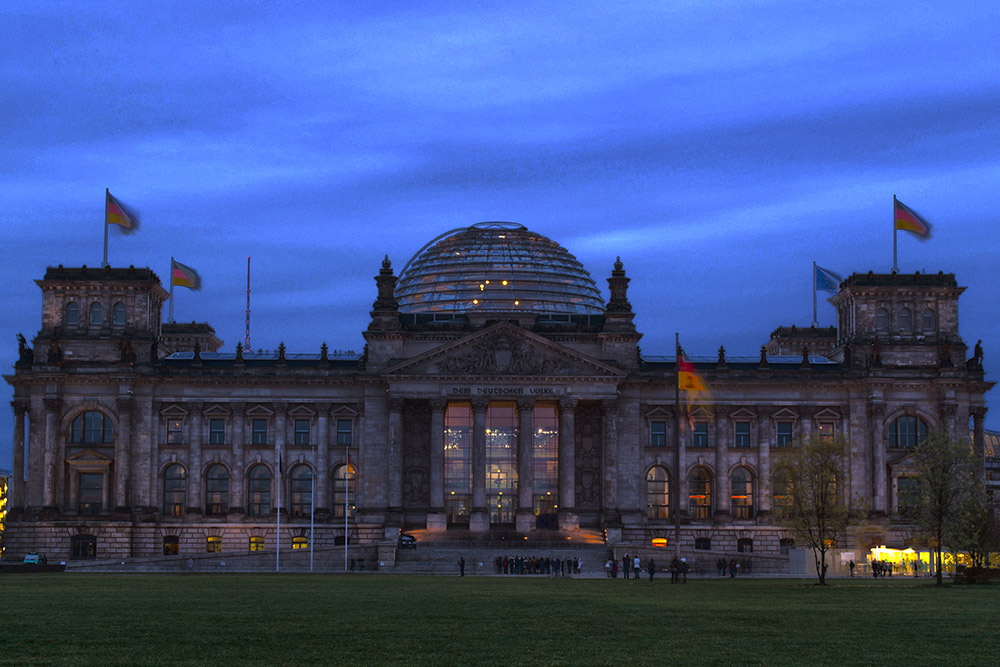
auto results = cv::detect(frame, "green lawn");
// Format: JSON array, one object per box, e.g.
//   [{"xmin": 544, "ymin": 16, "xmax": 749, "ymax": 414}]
[{"xmin": 0, "ymin": 574, "xmax": 993, "ymax": 666}]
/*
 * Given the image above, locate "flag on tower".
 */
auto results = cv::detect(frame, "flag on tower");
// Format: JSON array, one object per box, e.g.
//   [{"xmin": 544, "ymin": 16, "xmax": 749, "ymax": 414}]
[
  {"xmin": 106, "ymin": 189, "xmax": 138, "ymax": 231},
  {"xmin": 815, "ymin": 264, "xmax": 843, "ymax": 293},
  {"xmin": 171, "ymin": 259, "xmax": 202, "ymax": 290},
  {"xmin": 678, "ymin": 351, "xmax": 708, "ymax": 398},
  {"xmin": 894, "ymin": 197, "xmax": 932, "ymax": 239}
]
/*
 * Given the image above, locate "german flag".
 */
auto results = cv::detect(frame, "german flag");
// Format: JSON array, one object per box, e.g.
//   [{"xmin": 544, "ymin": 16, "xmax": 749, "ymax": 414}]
[
  {"xmin": 106, "ymin": 189, "xmax": 138, "ymax": 231},
  {"xmin": 894, "ymin": 197, "xmax": 932, "ymax": 239}
]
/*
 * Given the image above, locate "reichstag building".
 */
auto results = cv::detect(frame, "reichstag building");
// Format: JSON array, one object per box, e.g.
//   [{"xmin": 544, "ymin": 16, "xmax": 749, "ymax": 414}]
[{"xmin": 4, "ymin": 222, "xmax": 992, "ymax": 567}]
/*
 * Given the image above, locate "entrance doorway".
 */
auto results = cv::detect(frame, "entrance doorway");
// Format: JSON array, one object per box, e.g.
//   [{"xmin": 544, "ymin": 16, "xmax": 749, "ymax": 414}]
[{"xmin": 534, "ymin": 494, "xmax": 558, "ymax": 530}]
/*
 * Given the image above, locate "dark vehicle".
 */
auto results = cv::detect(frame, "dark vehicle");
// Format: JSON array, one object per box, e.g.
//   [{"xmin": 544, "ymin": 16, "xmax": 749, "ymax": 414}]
[{"xmin": 399, "ymin": 534, "xmax": 417, "ymax": 549}]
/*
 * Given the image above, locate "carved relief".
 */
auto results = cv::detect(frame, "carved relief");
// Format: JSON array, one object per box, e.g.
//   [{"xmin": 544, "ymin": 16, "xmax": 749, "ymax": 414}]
[
  {"xmin": 402, "ymin": 401, "xmax": 431, "ymax": 508},
  {"xmin": 436, "ymin": 330, "xmax": 569, "ymax": 376}
]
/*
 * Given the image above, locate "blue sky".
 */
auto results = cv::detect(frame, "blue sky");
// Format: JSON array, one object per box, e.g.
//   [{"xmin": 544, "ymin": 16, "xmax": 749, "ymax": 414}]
[{"xmin": 3, "ymin": 1, "xmax": 998, "ymax": 467}]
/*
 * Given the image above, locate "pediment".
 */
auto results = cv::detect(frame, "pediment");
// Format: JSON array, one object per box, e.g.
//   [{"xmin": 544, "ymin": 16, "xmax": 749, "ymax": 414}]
[
  {"xmin": 729, "ymin": 407, "xmax": 758, "ymax": 420},
  {"xmin": 772, "ymin": 408, "xmax": 799, "ymax": 420},
  {"xmin": 383, "ymin": 323, "xmax": 625, "ymax": 379},
  {"xmin": 66, "ymin": 448, "xmax": 113, "ymax": 467},
  {"xmin": 815, "ymin": 407, "xmax": 842, "ymax": 420}
]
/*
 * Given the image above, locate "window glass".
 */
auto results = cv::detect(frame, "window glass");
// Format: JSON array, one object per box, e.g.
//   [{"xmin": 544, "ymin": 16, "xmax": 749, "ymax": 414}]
[
  {"xmin": 163, "ymin": 536, "xmax": 179, "ymax": 556},
  {"xmin": 737, "ymin": 538, "xmax": 753, "ymax": 553},
  {"xmin": 71, "ymin": 535, "xmax": 97, "ymax": 559},
  {"xmin": 78, "ymin": 472, "xmax": 103, "ymax": 515},
  {"xmin": 205, "ymin": 465, "xmax": 228, "ymax": 516},
  {"xmin": 533, "ymin": 404, "xmax": 559, "ymax": 529},
  {"xmin": 444, "ymin": 403, "xmax": 472, "ymax": 523},
  {"xmin": 249, "ymin": 536, "xmax": 265, "ymax": 552},
  {"xmin": 921, "ymin": 308, "xmax": 935, "ymax": 331},
  {"xmin": 89, "ymin": 302, "xmax": 103, "ymax": 326},
  {"xmin": 166, "ymin": 419, "xmax": 183, "ymax": 445},
  {"xmin": 896, "ymin": 476, "xmax": 920, "ymax": 518},
  {"xmin": 486, "ymin": 402, "xmax": 518, "ymax": 524},
  {"xmin": 650, "ymin": 421, "xmax": 666, "ymax": 447},
  {"xmin": 163, "ymin": 463, "xmax": 186, "ymax": 517},
  {"xmin": 817, "ymin": 421, "xmax": 835, "ymax": 440},
  {"xmin": 333, "ymin": 464, "xmax": 357, "ymax": 519},
  {"xmin": 899, "ymin": 308, "xmax": 912, "ymax": 331},
  {"xmin": 875, "ymin": 307, "xmax": 888, "ymax": 330},
  {"xmin": 71, "ymin": 411, "xmax": 113, "ymax": 444},
  {"xmin": 779, "ymin": 538, "xmax": 794, "ymax": 555},
  {"xmin": 206, "ymin": 536, "xmax": 222, "ymax": 553},
  {"xmin": 731, "ymin": 468, "xmax": 753, "ymax": 519},
  {"xmin": 734, "ymin": 422, "xmax": 751, "ymax": 448},
  {"xmin": 290, "ymin": 466, "xmax": 312, "ymax": 517},
  {"xmin": 646, "ymin": 466, "xmax": 669, "ymax": 519},
  {"xmin": 112, "ymin": 302, "xmax": 126, "ymax": 326},
  {"xmin": 292, "ymin": 536, "xmax": 308, "ymax": 550},
  {"xmin": 209, "ymin": 418, "xmax": 226, "ymax": 445},
  {"xmin": 294, "ymin": 419, "xmax": 310, "ymax": 445},
  {"xmin": 247, "ymin": 465, "xmax": 271, "ymax": 516},
  {"xmin": 772, "ymin": 470, "xmax": 792, "ymax": 519},
  {"xmin": 889, "ymin": 416, "xmax": 928, "ymax": 448},
  {"xmin": 694, "ymin": 537, "xmax": 711, "ymax": 550},
  {"xmin": 65, "ymin": 302, "xmax": 79, "ymax": 326},
  {"xmin": 251, "ymin": 419, "xmax": 268, "ymax": 445},
  {"xmin": 776, "ymin": 421, "xmax": 793, "ymax": 447},
  {"xmin": 336, "ymin": 419, "xmax": 353, "ymax": 446},
  {"xmin": 692, "ymin": 421, "xmax": 709, "ymax": 448},
  {"xmin": 688, "ymin": 468, "xmax": 712, "ymax": 519}
]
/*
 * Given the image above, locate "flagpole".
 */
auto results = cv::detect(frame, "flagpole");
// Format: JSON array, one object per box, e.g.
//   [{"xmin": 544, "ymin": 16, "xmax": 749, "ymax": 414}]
[
  {"xmin": 309, "ymin": 440, "xmax": 315, "ymax": 573},
  {"xmin": 103, "ymin": 189, "xmax": 110, "ymax": 268},
  {"xmin": 168, "ymin": 258, "xmax": 175, "ymax": 323},
  {"xmin": 812, "ymin": 261, "xmax": 818, "ymax": 327},
  {"xmin": 673, "ymin": 332, "xmax": 681, "ymax": 562},
  {"xmin": 345, "ymin": 452, "xmax": 350, "ymax": 573},
  {"xmin": 276, "ymin": 443, "xmax": 281, "ymax": 573},
  {"xmin": 892, "ymin": 195, "xmax": 898, "ymax": 273}
]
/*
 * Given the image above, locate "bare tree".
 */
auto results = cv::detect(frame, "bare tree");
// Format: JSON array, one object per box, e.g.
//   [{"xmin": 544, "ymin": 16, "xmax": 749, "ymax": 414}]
[
  {"xmin": 776, "ymin": 434, "xmax": 853, "ymax": 585},
  {"xmin": 908, "ymin": 432, "xmax": 978, "ymax": 585}
]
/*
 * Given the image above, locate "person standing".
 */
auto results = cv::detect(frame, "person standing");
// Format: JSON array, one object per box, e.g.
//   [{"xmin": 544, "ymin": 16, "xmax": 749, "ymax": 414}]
[
  {"xmin": 669, "ymin": 557, "xmax": 680, "ymax": 583},
  {"xmin": 849, "ymin": 560, "xmax": 855, "ymax": 577},
  {"xmin": 623, "ymin": 553, "xmax": 631, "ymax": 580},
  {"xmin": 648, "ymin": 559, "xmax": 656, "ymax": 582},
  {"xmin": 680, "ymin": 558, "xmax": 688, "ymax": 583},
  {"xmin": 633, "ymin": 555, "xmax": 641, "ymax": 579},
  {"xmin": 458, "ymin": 556, "xmax": 465, "ymax": 577}
]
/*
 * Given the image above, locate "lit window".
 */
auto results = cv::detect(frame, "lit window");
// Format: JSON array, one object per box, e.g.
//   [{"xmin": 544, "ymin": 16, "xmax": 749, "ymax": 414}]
[
  {"xmin": 292, "ymin": 536, "xmax": 308, "ymax": 550},
  {"xmin": 888, "ymin": 416, "xmax": 928, "ymax": 448},
  {"xmin": 688, "ymin": 468, "xmax": 712, "ymax": 519},
  {"xmin": 71, "ymin": 535, "xmax": 97, "ymax": 559},
  {"xmin": 817, "ymin": 421, "xmax": 835, "ymax": 440},
  {"xmin": 650, "ymin": 421, "xmax": 666, "ymax": 447},
  {"xmin": 89, "ymin": 302, "xmax": 103, "ymax": 326},
  {"xmin": 209, "ymin": 419, "xmax": 226, "ymax": 445},
  {"xmin": 646, "ymin": 466, "xmax": 669, "ymax": 519},
  {"xmin": 333, "ymin": 464, "xmax": 357, "ymax": 519},
  {"xmin": 112, "ymin": 302, "xmax": 126, "ymax": 326},
  {"xmin": 205, "ymin": 465, "xmax": 228, "ymax": 516},
  {"xmin": 293, "ymin": 419, "xmax": 310, "ymax": 445},
  {"xmin": 65, "ymin": 302, "xmax": 79, "ymax": 327},
  {"xmin": 249, "ymin": 536, "xmax": 265, "ymax": 552},
  {"xmin": 206, "ymin": 536, "xmax": 222, "ymax": 553},
  {"xmin": 336, "ymin": 419, "xmax": 353, "ymax": 446},
  {"xmin": 772, "ymin": 470, "xmax": 792, "ymax": 519},
  {"xmin": 163, "ymin": 536, "xmax": 179, "ymax": 556},
  {"xmin": 166, "ymin": 419, "xmax": 183, "ymax": 445},
  {"xmin": 776, "ymin": 421, "xmax": 793, "ymax": 447},
  {"xmin": 731, "ymin": 468, "xmax": 754, "ymax": 519},
  {"xmin": 251, "ymin": 419, "xmax": 268, "ymax": 445},
  {"xmin": 734, "ymin": 422, "xmax": 751, "ymax": 448}
]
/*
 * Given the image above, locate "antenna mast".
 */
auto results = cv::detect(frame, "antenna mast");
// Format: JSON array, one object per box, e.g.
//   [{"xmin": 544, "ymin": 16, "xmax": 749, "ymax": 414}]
[{"xmin": 245, "ymin": 256, "xmax": 251, "ymax": 352}]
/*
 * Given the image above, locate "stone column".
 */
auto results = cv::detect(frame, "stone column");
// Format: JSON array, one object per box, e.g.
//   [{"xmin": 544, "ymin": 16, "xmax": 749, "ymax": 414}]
[
  {"xmin": 516, "ymin": 398, "xmax": 535, "ymax": 533},
  {"xmin": 757, "ymin": 410, "xmax": 772, "ymax": 514},
  {"xmin": 387, "ymin": 397, "xmax": 405, "ymax": 515},
  {"xmin": 601, "ymin": 399, "xmax": 619, "ymax": 514},
  {"xmin": 316, "ymin": 404, "xmax": 330, "ymax": 512},
  {"xmin": 114, "ymin": 396, "xmax": 133, "ymax": 510},
  {"xmin": 187, "ymin": 403, "xmax": 203, "ymax": 514},
  {"xmin": 558, "ymin": 398, "xmax": 578, "ymax": 530},
  {"xmin": 428, "ymin": 398, "xmax": 447, "ymax": 531},
  {"xmin": 42, "ymin": 396, "xmax": 60, "ymax": 509},
  {"xmin": 11, "ymin": 399, "xmax": 28, "ymax": 510},
  {"xmin": 868, "ymin": 401, "xmax": 887, "ymax": 515},
  {"xmin": 470, "ymin": 397, "xmax": 489, "ymax": 531},
  {"xmin": 274, "ymin": 403, "xmax": 287, "ymax": 515},
  {"xmin": 230, "ymin": 403, "xmax": 246, "ymax": 514},
  {"xmin": 713, "ymin": 408, "xmax": 731, "ymax": 518},
  {"xmin": 677, "ymin": 415, "xmax": 689, "ymax": 517}
]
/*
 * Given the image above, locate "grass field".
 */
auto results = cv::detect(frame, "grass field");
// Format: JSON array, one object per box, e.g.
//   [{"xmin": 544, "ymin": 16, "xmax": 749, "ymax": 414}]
[{"xmin": 0, "ymin": 574, "xmax": 994, "ymax": 666}]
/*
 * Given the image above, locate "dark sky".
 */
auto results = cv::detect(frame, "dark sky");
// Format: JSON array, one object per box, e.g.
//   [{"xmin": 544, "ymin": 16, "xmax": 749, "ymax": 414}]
[{"xmin": 3, "ymin": 2, "xmax": 998, "ymax": 467}]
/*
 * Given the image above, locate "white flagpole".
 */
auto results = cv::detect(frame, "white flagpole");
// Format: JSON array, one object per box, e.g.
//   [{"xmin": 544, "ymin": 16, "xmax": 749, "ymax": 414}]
[
  {"xmin": 892, "ymin": 195, "xmax": 898, "ymax": 273},
  {"xmin": 309, "ymin": 442, "xmax": 315, "ymax": 573},
  {"xmin": 812, "ymin": 261, "xmax": 818, "ymax": 326},
  {"xmin": 276, "ymin": 443, "xmax": 281, "ymax": 573},
  {"xmin": 345, "ymin": 452, "xmax": 350, "ymax": 572},
  {"xmin": 168, "ymin": 258, "xmax": 175, "ymax": 323},
  {"xmin": 103, "ymin": 189, "xmax": 110, "ymax": 268}
]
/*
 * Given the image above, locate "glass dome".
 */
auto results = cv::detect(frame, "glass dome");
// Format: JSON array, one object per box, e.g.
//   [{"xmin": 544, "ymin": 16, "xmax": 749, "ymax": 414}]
[{"xmin": 396, "ymin": 222, "xmax": 605, "ymax": 315}]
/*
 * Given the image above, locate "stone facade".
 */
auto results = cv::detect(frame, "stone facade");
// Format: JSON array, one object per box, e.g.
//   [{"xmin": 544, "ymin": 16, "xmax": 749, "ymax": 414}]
[{"xmin": 3, "ymin": 249, "xmax": 994, "ymax": 565}]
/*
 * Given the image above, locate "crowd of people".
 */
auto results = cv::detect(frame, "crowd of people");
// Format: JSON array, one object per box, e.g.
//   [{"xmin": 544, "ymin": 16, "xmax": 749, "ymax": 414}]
[
  {"xmin": 492, "ymin": 555, "xmax": 581, "ymax": 576},
  {"xmin": 715, "ymin": 556, "xmax": 753, "ymax": 577}
]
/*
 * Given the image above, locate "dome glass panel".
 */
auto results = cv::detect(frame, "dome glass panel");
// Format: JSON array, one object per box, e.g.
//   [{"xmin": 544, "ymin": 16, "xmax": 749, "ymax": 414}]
[{"xmin": 396, "ymin": 222, "xmax": 604, "ymax": 315}]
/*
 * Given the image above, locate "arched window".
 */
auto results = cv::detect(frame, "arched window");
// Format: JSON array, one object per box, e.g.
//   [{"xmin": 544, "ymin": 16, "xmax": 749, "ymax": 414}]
[
  {"xmin": 112, "ymin": 302, "xmax": 126, "ymax": 326},
  {"xmin": 875, "ymin": 307, "xmax": 889, "ymax": 331},
  {"xmin": 163, "ymin": 464, "xmax": 186, "ymax": 517},
  {"xmin": 65, "ymin": 302, "xmax": 79, "ymax": 327},
  {"xmin": 646, "ymin": 466, "xmax": 669, "ymax": 519},
  {"xmin": 731, "ymin": 468, "xmax": 754, "ymax": 519},
  {"xmin": 205, "ymin": 464, "xmax": 229, "ymax": 516},
  {"xmin": 888, "ymin": 416, "xmax": 929, "ymax": 448},
  {"xmin": 89, "ymin": 302, "xmax": 103, "ymax": 326},
  {"xmin": 333, "ymin": 463, "xmax": 357, "ymax": 519},
  {"xmin": 290, "ymin": 465, "xmax": 313, "ymax": 518},
  {"xmin": 899, "ymin": 308, "xmax": 912, "ymax": 331},
  {"xmin": 71, "ymin": 411, "xmax": 113, "ymax": 444},
  {"xmin": 247, "ymin": 464, "xmax": 271, "ymax": 517},
  {"xmin": 71, "ymin": 535, "xmax": 97, "ymax": 559},
  {"xmin": 688, "ymin": 468, "xmax": 712, "ymax": 520},
  {"xmin": 921, "ymin": 308, "xmax": 935, "ymax": 331},
  {"xmin": 772, "ymin": 469, "xmax": 792, "ymax": 519}
]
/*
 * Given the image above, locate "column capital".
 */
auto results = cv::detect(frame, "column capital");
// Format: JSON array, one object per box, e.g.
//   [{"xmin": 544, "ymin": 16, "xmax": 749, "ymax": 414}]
[
  {"xmin": 866, "ymin": 400, "xmax": 886, "ymax": 420},
  {"xmin": 274, "ymin": 401, "xmax": 289, "ymax": 414},
  {"xmin": 43, "ymin": 396, "xmax": 61, "ymax": 412},
  {"xmin": 429, "ymin": 398, "xmax": 448, "ymax": 412},
  {"xmin": 971, "ymin": 405, "xmax": 988, "ymax": 419},
  {"xmin": 516, "ymin": 398, "xmax": 535, "ymax": 413},
  {"xmin": 471, "ymin": 397, "xmax": 489, "ymax": 413},
  {"xmin": 315, "ymin": 402, "xmax": 333, "ymax": 414},
  {"xmin": 115, "ymin": 396, "xmax": 134, "ymax": 413},
  {"xmin": 11, "ymin": 398, "xmax": 30, "ymax": 414},
  {"xmin": 559, "ymin": 397, "xmax": 578, "ymax": 413},
  {"xmin": 231, "ymin": 401, "xmax": 246, "ymax": 415},
  {"xmin": 601, "ymin": 399, "xmax": 618, "ymax": 416},
  {"xmin": 388, "ymin": 396, "xmax": 406, "ymax": 412}
]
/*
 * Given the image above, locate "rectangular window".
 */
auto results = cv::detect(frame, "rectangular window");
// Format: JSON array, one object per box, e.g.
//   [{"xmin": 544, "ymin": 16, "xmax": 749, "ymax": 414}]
[
  {"xmin": 166, "ymin": 419, "xmax": 183, "ymax": 445},
  {"xmin": 776, "ymin": 421, "xmax": 793, "ymax": 447},
  {"xmin": 694, "ymin": 537, "xmax": 711, "ymax": 550},
  {"xmin": 206, "ymin": 536, "xmax": 222, "ymax": 553},
  {"xmin": 817, "ymin": 421, "xmax": 835, "ymax": 440},
  {"xmin": 78, "ymin": 472, "xmax": 103, "ymax": 515},
  {"xmin": 336, "ymin": 419, "xmax": 353, "ymax": 446},
  {"xmin": 293, "ymin": 419, "xmax": 310, "ymax": 445},
  {"xmin": 734, "ymin": 422, "xmax": 751, "ymax": 448},
  {"xmin": 209, "ymin": 419, "xmax": 226, "ymax": 445},
  {"xmin": 692, "ymin": 421, "xmax": 709, "ymax": 448},
  {"xmin": 650, "ymin": 421, "xmax": 666, "ymax": 447},
  {"xmin": 251, "ymin": 419, "xmax": 268, "ymax": 445},
  {"xmin": 162, "ymin": 536, "xmax": 179, "ymax": 556}
]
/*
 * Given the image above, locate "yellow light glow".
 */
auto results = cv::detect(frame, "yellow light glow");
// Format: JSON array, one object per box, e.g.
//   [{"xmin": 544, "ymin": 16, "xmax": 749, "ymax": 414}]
[
  {"xmin": 514, "ymin": 300, "xmax": 519, "ymax": 306},
  {"xmin": 502, "ymin": 280, "xmax": 508, "ymax": 286},
  {"xmin": 473, "ymin": 299, "xmax": 479, "ymax": 305},
  {"xmin": 652, "ymin": 538, "xmax": 668, "ymax": 548},
  {"xmin": 485, "ymin": 280, "xmax": 490, "ymax": 285}
]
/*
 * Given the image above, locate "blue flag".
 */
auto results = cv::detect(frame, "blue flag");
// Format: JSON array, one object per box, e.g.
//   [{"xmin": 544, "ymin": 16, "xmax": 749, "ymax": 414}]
[{"xmin": 815, "ymin": 264, "xmax": 843, "ymax": 293}]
